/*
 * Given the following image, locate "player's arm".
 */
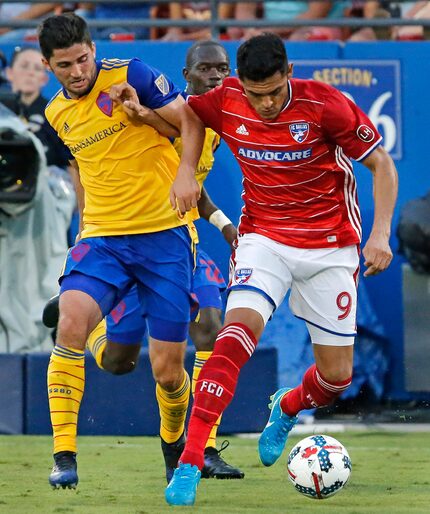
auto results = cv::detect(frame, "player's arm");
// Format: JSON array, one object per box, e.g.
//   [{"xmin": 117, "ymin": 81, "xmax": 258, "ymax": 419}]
[
  {"xmin": 155, "ymin": 96, "xmax": 205, "ymax": 215},
  {"xmin": 198, "ymin": 186, "xmax": 237, "ymax": 251},
  {"xmin": 125, "ymin": 59, "xmax": 204, "ymax": 215},
  {"xmin": 321, "ymin": 85, "xmax": 398, "ymax": 277},
  {"xmin": 111, "ymin": 82, "xmax": 203, "ymax": 214},
  {"xmin": 69, "ymin": 159, "xmax": 85, "ymax": 242},
  {"xmin": 360, "ymin": 145, "xmax": 398, "ymax": 277},
  {"xmin": 109, "ymin": 82, "xmax": 179, "ymax": 138}
]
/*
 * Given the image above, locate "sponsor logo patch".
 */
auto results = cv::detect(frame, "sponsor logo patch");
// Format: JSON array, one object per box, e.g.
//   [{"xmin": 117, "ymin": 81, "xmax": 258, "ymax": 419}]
[
  {"xmin": 356, "ymin": 124, "xmax": 375, "ymax": 142},
  {"xmin": 238, "ymin": 147, "xmax": 312, "ymax": 161},
  {"xmin": 236, "ymin": 124, "xmax": 249, "ymax": 136}
]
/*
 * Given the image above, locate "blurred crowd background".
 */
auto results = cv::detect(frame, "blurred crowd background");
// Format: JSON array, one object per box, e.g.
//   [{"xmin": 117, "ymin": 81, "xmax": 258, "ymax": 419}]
[{"xmin": 0, "ymin": 1, "xmax": 429, "ymax": 43}]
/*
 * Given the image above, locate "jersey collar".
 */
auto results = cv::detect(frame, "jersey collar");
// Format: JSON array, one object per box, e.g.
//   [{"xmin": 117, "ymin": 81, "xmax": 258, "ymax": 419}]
[{"xmin": 280, "ymin": 79, "xmax": 293, "ymax": 115}]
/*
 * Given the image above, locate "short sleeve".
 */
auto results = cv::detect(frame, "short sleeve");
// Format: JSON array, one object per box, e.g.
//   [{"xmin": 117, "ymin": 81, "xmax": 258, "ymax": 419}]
[
  {"xmin": 43, "ymin": 112, "xmax": 73, "ymax": 163},
  {"xmin": 187, "ymin": 85, "xmax": 223, "ymax": 135},
  {"xmin": 127, "ymin": 58, "xmax": 180, "ymax": 110},
  {"xmin": 321, "ymin": 87, "xmax": 382, "ymax": 161},
  {"xmin": 43, "ymin": 119, "xmax": 73, "ymax": 164}
]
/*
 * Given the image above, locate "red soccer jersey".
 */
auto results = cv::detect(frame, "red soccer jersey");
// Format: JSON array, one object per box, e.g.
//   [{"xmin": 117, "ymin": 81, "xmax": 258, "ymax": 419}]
[{"xmin": 188, "ymin": 77, "xmax": 382, "ymax": 249}]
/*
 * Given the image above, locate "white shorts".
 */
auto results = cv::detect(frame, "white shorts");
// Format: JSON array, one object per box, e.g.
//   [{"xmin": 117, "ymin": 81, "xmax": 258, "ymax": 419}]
[{"xmin": 226, "ymin": 233, "xmax": 359, "ymax": 346}]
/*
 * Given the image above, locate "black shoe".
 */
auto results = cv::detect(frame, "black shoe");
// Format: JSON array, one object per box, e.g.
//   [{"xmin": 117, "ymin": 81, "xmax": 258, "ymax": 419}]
[
  {"xmin": 161, "ymin": 432, "xmax": 186, "ymax": 483},
  {"xmin": 201, "ymin": 441, "xmax": 245, "ymax": 479},
  {"xmin": 43, "ymin": 294, "xmax": 60, "ymax": 328},
  {"xmin": 49, "ymin": 451, "xmax": 78, "ymax": 489}
]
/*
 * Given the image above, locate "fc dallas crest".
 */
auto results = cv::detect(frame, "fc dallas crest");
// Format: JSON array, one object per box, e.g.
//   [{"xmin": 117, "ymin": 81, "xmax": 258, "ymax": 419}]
[{"xmin": 289, "ymin": 123, "xmax": 309, "ymax": 143}]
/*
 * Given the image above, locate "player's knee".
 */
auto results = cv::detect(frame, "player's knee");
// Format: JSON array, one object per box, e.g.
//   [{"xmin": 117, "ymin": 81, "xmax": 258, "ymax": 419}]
[
  {"xmin": 190, "ymin": 309, "xmax": 222, "ymax": 351},
  {"xmin": 319, "ymin": 365, "xmax": 353, "ymax": 385},
  {"xmin": 57, "ymin": 315, "xmax": 88, "ymax": 349},
  {"xmin": 191, "ymin": 323, "xmax": 220, "ymax": 351},
  {"xmin": 153, "ymin": 367, "xmax": 184, "ymax": 392},
  {"xmin": 102, "ymin": 354, "xmax": 137, "ymax": 375}
]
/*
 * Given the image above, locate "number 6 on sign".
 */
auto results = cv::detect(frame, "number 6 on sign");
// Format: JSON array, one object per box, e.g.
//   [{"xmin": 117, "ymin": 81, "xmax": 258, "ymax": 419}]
[{"xmin": 336, "ymin": 292, "xmax": 352, "ymax": 320}]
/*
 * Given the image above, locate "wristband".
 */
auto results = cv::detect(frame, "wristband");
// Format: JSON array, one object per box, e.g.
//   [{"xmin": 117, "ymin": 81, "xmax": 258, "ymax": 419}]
[{"xmin": 208, "ymin": 209, "xmax": 232, "ymax": 231}]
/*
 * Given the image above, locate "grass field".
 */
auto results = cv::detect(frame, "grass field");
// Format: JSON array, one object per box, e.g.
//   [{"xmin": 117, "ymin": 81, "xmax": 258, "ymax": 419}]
[{"xmin": 1, "ymin": 432, "xmax": 430, "ymax": 514}]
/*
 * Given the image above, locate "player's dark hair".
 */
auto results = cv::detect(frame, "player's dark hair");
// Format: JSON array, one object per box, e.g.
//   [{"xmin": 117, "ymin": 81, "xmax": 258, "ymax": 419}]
[
  {"xmin": 185, "ymin": 40, "xmax": 229, "ymax": 69},
  {"xmin": 38, "ymin": 13, "xmax": 92, "ymax": 60},
  {"xmin": 237, "ymin": 33, "xmax": 288, "ymax": 81}
]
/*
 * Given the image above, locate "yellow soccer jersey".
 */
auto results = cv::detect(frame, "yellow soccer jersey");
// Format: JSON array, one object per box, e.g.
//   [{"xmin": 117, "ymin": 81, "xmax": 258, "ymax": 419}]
[{"xmin": 45, "ymin": 58, "xmax": 196, "ymax": 238}]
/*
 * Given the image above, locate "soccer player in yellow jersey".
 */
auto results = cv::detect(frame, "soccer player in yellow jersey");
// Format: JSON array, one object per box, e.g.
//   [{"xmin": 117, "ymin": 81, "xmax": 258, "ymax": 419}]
[
  {"xmin": 38, "ymin": 13, "xmax": 205, "ymax": 489},
  {"xmin": 43, "ymin": 40, "xmax": 245, "ymax": 483}
]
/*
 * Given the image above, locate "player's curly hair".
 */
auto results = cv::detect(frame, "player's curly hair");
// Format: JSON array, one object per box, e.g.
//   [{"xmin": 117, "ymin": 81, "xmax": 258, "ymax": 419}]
[
  {"xmin": 237, "ymin": 32, "xmax": 288, "ymax": 82},
  {"xmin": 38, "ymin": 13, "xmax": 92, "ymax": 60}
]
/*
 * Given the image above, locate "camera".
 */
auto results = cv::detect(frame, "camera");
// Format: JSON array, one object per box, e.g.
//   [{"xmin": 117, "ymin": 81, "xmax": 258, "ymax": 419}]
[{"xmin": 0, "ymin": 105, "xmax": 40, "ymax": 204}]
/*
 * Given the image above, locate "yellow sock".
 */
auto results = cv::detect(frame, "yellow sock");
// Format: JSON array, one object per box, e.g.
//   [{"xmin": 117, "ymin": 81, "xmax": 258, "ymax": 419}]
[
  {"xmin": 156, "ymin": 371, "xmax": 190, "ymax": 443},
  {"xmin": 86, "ymin": 320, "xmax": 107, "ymax": 369},
  {"xmin": 193, "ymin": 351, "xmax": 221, "ymax": 449},
  {"xmin": 47, "ymin": 345, "xmax": 85, "ymax": 454}
]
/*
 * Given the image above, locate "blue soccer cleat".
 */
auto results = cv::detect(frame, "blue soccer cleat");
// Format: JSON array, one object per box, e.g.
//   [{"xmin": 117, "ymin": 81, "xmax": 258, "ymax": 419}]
[
  {"xmin": 258, "ymin": 388, "xmax": 298, "ymax": 467},
  {"xmin": 49, "ymin": 451, "xmax": 79, "ymax": 489},
  {"xmin": 165, "ymin": 462, "xmax": 201, "ymax": 506}
]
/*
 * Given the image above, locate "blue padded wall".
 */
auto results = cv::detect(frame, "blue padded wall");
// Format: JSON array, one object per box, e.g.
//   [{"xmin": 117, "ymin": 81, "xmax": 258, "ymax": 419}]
[
  {"xmin": 25, "ymin": 347, "xmax": 277, "ymax": 436},
  {"xmin": 0, "ymin": 354, "xmax": 24, "ymax": 434}
]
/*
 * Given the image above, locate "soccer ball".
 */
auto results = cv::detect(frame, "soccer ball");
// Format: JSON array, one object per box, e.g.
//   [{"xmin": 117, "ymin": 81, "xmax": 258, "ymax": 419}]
[{"xmin": 287, "ymin": 435, "xmax": 351, "ymax": 499}]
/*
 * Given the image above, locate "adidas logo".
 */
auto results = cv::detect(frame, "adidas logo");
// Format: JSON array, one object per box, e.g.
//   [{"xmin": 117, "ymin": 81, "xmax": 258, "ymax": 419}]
[
  {"xmin": 63, "ymin": 122, "xmax": 70, "ymax": 134},
  {"xmin": 236, "ymin": 124, "xmax": 249, "ymax": 136}
]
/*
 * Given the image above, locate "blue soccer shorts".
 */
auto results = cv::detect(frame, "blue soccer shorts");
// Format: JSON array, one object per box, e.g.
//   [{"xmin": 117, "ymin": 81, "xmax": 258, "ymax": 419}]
[
  {"xmin": 101, "ymin": 245, "xmax": 226, "ymax": 344},
  {"xmin": 60, "ymin": 226, "xmax": 194, "ymax": 343}
]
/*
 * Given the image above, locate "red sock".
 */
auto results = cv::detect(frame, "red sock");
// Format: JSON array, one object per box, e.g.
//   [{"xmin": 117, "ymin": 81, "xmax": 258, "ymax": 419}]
[
  {"xmin": 180, "ymin": 323, "xmax": 257, "ymax": 469},
  {"xmin": 281, "ymin": 364, "xmax": 352, "ymax": 417}
]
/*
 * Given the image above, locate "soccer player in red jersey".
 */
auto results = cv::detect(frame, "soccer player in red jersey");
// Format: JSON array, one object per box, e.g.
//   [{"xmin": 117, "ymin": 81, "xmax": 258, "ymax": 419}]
[{"xmin": 165, "ymin": 33, "xmax": 398, "ymax": 505}]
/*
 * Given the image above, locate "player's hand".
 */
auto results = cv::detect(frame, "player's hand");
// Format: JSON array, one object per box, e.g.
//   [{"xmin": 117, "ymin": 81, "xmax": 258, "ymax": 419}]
[
  {"xmin": 123, "ymin": 100, "xmax": 157, "ymax": 126},
  {"xmin": 109, "ymin": 83, "xmax": 145, "ymax": 124},
  {"xmin": 170, "ymin": 168, "xmax": 201, "ymax": 217},
  {"xmin": 222, "ymin": 224, "xmax": 238, "ymax": 252},
  {"xmin": 362, "ymin": 232, "xmax": 393, "ymax": 277},
  {"xmin": 110, "ymin": 82, "xmax": 139, "ymax": 105}
]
